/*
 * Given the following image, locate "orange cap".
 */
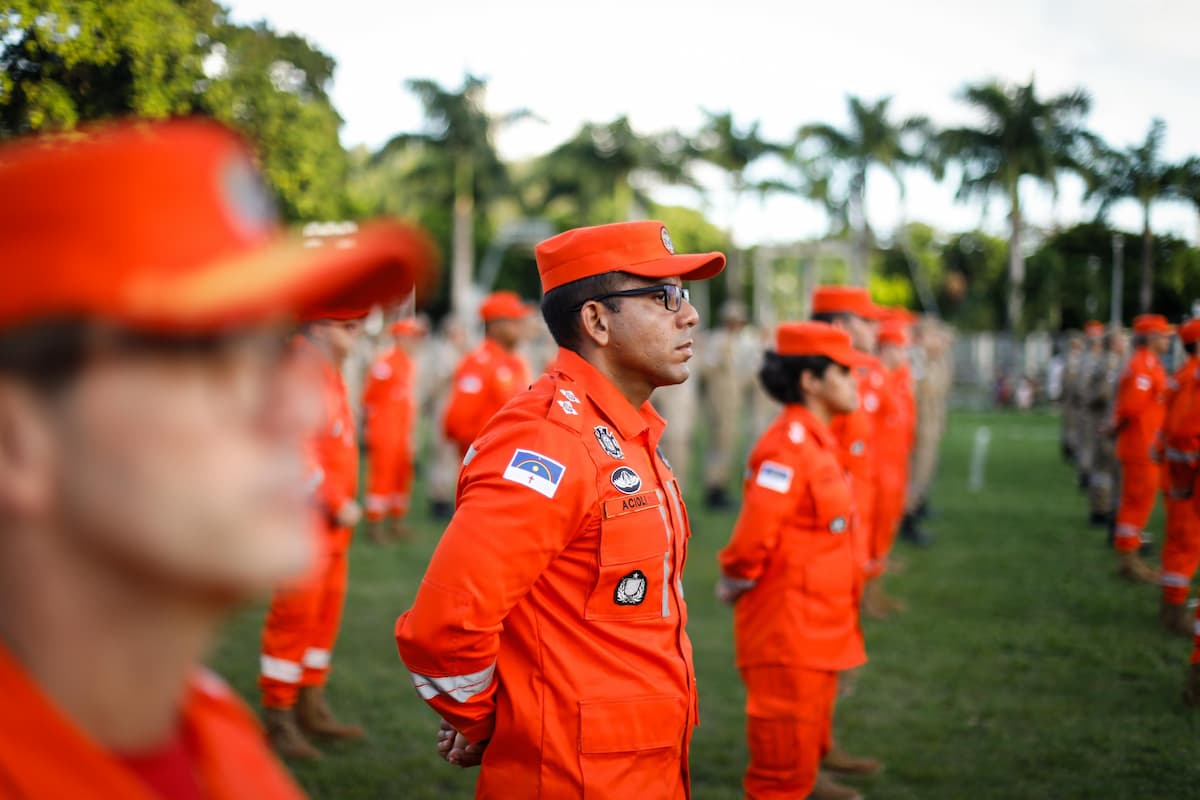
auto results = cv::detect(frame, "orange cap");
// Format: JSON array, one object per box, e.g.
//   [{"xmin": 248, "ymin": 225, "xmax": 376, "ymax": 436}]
[
  {"xmin": 1084, "ymin": 320, "xmax": 1105, "ymax": 336},
  {"xmin": 1132, "ymin": 314, "xmax": 1175, "ymax": 335},
  {"xmin": 0, "ymin": 118, "xmax": 437, "ymax": 333},
  {"xmin": 877, "ymin": 321, "xmax": 909, "ymax": 346},
  {"xmin": 479, "ymin": 291, "xmax": 532, "ymax": 322},
  {"xmin": 534, "ymin": 221, "xmax": 725, "ymax": 293},
  {"xmin": 390, "ymin": 317, "xmax": 428, "ymax": 337},
  {"xmin": 1179, "ymin": 319, "xmax": 1200, "ymax": 344},
  {"xmin": 775, "ymin": 321, "xmax": 869, "ymax": 367},
  {"xmin": 810, "ymin": 286, "xmax": 884, "ymax": 320}
]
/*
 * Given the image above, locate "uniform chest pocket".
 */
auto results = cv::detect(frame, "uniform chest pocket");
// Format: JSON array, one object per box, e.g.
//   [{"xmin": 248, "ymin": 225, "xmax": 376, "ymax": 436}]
[
  {"xmin": 811, "ymin": 468, "xmax": 853, "ymax": 536},
  {"xmin": 586, "ymin": 494, "xmax": 670, "ymax": 622}
]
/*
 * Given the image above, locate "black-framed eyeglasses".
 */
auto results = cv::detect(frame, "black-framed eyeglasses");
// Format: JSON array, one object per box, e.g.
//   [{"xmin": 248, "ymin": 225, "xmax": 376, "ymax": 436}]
[{"xmin": 571, "ymin": 284, "xmax": 691, "ymax": 313}]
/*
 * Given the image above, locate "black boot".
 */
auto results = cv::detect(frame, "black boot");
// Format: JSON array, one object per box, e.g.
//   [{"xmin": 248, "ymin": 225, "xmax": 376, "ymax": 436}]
[
  {"xmin": 1088, "ymin": 510, "xmax": 1112, "ymax": 528},
  {"xmin": 430, "ymin": 499, "xmax": 453, "ymax": 520},
  {"xmin": 900, "ymin": 513, "xmax": 934, "ymax": 547},
  {"xmin": 705, "ymin": 486, "xmax": 731, "ymax": 510}
]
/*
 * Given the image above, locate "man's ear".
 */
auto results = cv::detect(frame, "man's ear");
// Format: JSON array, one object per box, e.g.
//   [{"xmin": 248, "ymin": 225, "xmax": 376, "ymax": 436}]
[
  {"xmin": 578, "ymin": 301, "xmax": 613, "ymax": 348},
  {"xmin": 0, "ymin": 381, "xmax": 57, "ymax": 521}
]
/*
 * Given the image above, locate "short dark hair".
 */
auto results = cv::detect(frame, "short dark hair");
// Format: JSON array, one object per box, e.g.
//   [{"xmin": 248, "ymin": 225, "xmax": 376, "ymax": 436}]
[
  {"xmin": 1184, "ymin": 341, "xmax": 1197, "ymax": 356},
  {"xmin": 0, "ymin": 318, "xmax": 89, "ymax": 393},
  {"xmin": 758, "ymin": 351, "xmax": 837, "ymax": 405},
  {"xmin": 811, "ymin": 311, "xmax": 853, "ymax": 325},
  {"xmin": 541, "ymin": 271, "xmax": 634, "ymax": 352}
]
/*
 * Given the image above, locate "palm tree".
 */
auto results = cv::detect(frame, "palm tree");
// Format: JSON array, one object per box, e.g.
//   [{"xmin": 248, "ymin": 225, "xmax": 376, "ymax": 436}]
[
  {"xmin": 1086, "ymin": 119, "xmax": 1180, "ymax": 314},
  {"xmin": 1173, "ymin": 155, "xmax": 1200, "ymax": 258},
  {"xmin": 938, "ymin": 79, "xmax": 1094, "ymax": 330},
  {"xmin": 693, "ymin": 110, "xmax": 783, "ymax": 290},
  {"xmin": 797, "ymin": 95, "xmax": 930, "ymax": 286},
  {"xmin": 527, "ymin": 116, "xmax": 695, "ymax": 225},
  {"xmin": 375, "ymin": 74, "xmax": 531, "ymax": 314}
]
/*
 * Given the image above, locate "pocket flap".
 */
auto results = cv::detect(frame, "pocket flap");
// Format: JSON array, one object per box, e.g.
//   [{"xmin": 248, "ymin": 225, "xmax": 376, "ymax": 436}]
[
  {"xmin": 579, "ymin": 695, "xmax": 686, "ymax": 754},
  {"xmin": 600, "ymin": 507, "xmax": 667, "ymax": 565}
]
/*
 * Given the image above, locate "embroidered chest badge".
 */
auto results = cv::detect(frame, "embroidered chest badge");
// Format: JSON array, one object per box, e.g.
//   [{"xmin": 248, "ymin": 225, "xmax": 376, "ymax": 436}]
[
  {"xmin": 610, "ymin": 466, "xmax": 642, "ymax": 494},
  {"xmin": 614, "ymin": 570, "xmax": 647, "ymax": 606},
  {"xmin": 594, "ymin": 426, "xmax": 625, "ymax": 459}
]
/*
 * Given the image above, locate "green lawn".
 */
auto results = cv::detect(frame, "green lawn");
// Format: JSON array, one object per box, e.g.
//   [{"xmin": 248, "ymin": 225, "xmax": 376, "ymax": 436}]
[{"xmin": 210, "ymin": 410, "xmax": 1200, "ymax": 798}]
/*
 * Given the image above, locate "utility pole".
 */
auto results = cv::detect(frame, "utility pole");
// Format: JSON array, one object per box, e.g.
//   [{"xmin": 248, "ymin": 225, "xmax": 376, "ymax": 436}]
[{"xmin": 1110, "ymin": 234, "xmax": 1124, "ymax": 326}]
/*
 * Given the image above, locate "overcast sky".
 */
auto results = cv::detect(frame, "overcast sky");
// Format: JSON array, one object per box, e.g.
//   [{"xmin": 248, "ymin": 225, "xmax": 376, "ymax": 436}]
[{"xmin": 227, "ymin": 0, "xmax": 1200, "ymax": 247}]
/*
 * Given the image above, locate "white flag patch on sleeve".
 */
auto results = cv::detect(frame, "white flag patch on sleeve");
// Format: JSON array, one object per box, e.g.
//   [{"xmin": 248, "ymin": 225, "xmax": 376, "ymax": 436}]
[{"xmin": 755, "ymin": 460, "xmax": 794, "ymax": 494}]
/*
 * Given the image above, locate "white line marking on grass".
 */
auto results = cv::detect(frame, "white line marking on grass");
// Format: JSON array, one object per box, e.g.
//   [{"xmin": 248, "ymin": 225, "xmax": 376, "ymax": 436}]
[{"xmin": 968, "ymin": 426, "xmax": 992, "ymax": 493}]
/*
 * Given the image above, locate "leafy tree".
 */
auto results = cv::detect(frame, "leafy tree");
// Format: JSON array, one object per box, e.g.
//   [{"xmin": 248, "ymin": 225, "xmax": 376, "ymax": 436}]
[
  {"xmin": 373, "ymin": 75, "xmax": 529, "ymax": 314},
  {"xmin": 0, "ymin": 0, "xmax": 219, "ymax": 134},
  {"xmin": 202, "ymin": 22, "xmax": 349, "ymax": 221},
  {"xmin": 937, "ymin": 79, "xmax": 1094, "ymax": 331},
  {"xmin": 940, "ymin": 230, "xmax": 1008, "ymax": 330},
  {"xmin": 797, "ymin": 95, "xmax": 930, "ymax": 286},
  {"xmin": 1, "ymin": 3, "xmax": 352, "ymax": 222},
  {"xmin": 527, "ymin": 116, "xmax": 695, "ymax": 226},
  {"xmin": 1085, "ymin": 119, "xmax": 1181, "ymax": 313}
]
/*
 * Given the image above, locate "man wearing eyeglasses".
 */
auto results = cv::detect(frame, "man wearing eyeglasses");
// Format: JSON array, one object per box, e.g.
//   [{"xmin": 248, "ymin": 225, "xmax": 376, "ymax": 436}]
[{"xmin": 396, "ymin": 221, "xmax": 724, "ymax": 799}]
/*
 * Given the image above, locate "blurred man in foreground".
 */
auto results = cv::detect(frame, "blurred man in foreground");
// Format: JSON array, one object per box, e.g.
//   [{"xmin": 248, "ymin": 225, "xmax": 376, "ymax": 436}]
[{"xmin": 0, "ymin": 119, "xmax": 431, "ymax": 797}]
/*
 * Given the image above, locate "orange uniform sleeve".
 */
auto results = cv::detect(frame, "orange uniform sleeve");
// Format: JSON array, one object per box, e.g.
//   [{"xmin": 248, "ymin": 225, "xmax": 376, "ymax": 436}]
[
  {"xmin": 718, "ymin": 442, "xmax": 803, "ymax": 585},
  {"xmin": 362, "ymin": 357, "xmax": 393, "ymax": 421},
  {"xmin": 442, "ymin": 361, "xmax": 490, "ymax": 452},
  {"xmin": 1114, "ymin": 359, "xmax": 1155, "ymax": 428},
  {"xmin": 395, "ymin": 419, "xmax": 592, "ymax": 744}
]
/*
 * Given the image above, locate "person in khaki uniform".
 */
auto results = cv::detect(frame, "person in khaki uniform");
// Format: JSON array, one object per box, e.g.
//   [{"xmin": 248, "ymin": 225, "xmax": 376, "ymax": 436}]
[
  {"xmin": 1086, "ymin": 326, "xmax": 1129, "ymax": 530},
  {"xmin": 903, "ymin": 319, "xmax": 951, "ymax": 543},
  {"xmin": 419, "ymin": 315, "xmax": 471, "ymax": 519},
  {"xmin": 1074, "ymin": 323, "xmax": 1106, "ymax": 489},
  {"xmin": 1060, "ymin": 332, "xmax": 1085, "ymax": 462},
  {"xmin": 699, "ymin": 299, "xmax": 762, "ymax": 509},
  {"xmin": 652, "ymin": 365, "xmax": 701, "ymax": 492}
]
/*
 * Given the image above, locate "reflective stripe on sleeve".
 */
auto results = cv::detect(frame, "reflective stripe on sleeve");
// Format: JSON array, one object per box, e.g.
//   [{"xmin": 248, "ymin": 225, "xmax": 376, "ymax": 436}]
[
  {"xmin": 410, "ymin": 662, "xmax": 497, "ymax": 703},
  {"xmin": 302, "ymin": 648, "xmax": 331, "ymax": 669},
  {"xmin": 1161, "ymin": 572, "xmax": 1190, "ymax": 588},
  {"xmin": 260, "ymin": 655, "xmax": 303, "ymax": 683}
]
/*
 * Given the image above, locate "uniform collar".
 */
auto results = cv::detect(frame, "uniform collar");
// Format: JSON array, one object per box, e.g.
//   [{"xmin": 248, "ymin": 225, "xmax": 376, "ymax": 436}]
[
  {"xmin": 481, "ymin": 337, "xmax": 509, "ymax": 359},
  {"xmin": 782, "ymin": 403, "xmax": 835, "ymax": 449},
  {"xmin": 548, "ymin": 348, "xmax": 665, "ymax": 443}
]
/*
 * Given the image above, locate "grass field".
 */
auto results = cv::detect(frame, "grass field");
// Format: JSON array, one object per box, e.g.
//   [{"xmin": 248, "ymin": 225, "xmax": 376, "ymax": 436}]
[{"xmin": 210, "ymin": 410, "xmax": 1200, "ymax": 798}]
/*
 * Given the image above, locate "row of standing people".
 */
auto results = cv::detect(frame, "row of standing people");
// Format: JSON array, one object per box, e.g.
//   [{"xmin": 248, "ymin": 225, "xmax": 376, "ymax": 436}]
[
  {"xmin": 1059, "ymin": 315, "xmax": 1200, "ymax": 704},
  {"xmin": 377, "ymin": 252, "xmax": 954, "ymax": 798},
  {"xmin": 0, "ymin": 119, "xmax": 962, "ymax": 799}
]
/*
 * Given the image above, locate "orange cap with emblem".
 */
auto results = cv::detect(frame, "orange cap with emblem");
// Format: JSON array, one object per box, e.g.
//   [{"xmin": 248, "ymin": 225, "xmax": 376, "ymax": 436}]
[
  {"xmin": 1132, "ymin": 314, "xmax": 1175, "ymax": 335},
  {"xmin": 1084, "ymin": 320, "xmax": 1105, "ymax": 336},
  {"xmin": 534, "ymin": 220, "xmax": 725, "ymax": 293},
  {"xmin": 775, "ymin": 321, "xmax": 870, "ymax": 367},
  {"xmin": 810, "ymin": 286, "xmax": 884, "ymax": 320},
  {"xmin": 1179, "ymin": 319, "xmax": 1200, "ymax": 344},
  {"xmin": 479, "ymin": 291, "xmax": 532, "ymax": 322},
  {"xmin": 0, "ymin": 118, "xmax": 437, "ymax": 333}
]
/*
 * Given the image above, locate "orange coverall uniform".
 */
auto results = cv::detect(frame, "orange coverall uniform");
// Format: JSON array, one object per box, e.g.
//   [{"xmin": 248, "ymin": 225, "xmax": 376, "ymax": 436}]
[
  {"xmin": 396, "ymin": 349, "xmax": 697, "ymax": 799},
  {"xmin": 718, "ymin": 404, "xmax": 866, "ymax": 800},
  {"xmin": 363, "ymin": 347, "xmax": 417, "ymax": 521},
  {"xmin": 832, "ymin": 357, "xmax": 884, "ymax": 577},
  {"xmin": 0, "ymin": 644, "xmax": 305, "ymax": 799},
  {"xmin": 871, "ymin": 361, "xmax": 915, "ymax": 573},
  {"xmin": 1160, "ymin": 356, "xmax": 1200, "ymax": 604},
  {"xmin": 260, "ymin": 338, "xmax": 358, "ymax": 708},
  {"xmin": 1113, "ymin": 347, "xmax": 1167, "ymax": 553},
  {"xmin": 442, "ymin": 338, "xmax": 531, "ymax": 455}
]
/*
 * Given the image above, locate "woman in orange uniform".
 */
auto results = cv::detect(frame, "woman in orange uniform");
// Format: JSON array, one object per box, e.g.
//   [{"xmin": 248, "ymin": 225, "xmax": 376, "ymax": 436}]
[{"xmin": 717, "ymin": 322, "xmax": 871, "ymax": 800}]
